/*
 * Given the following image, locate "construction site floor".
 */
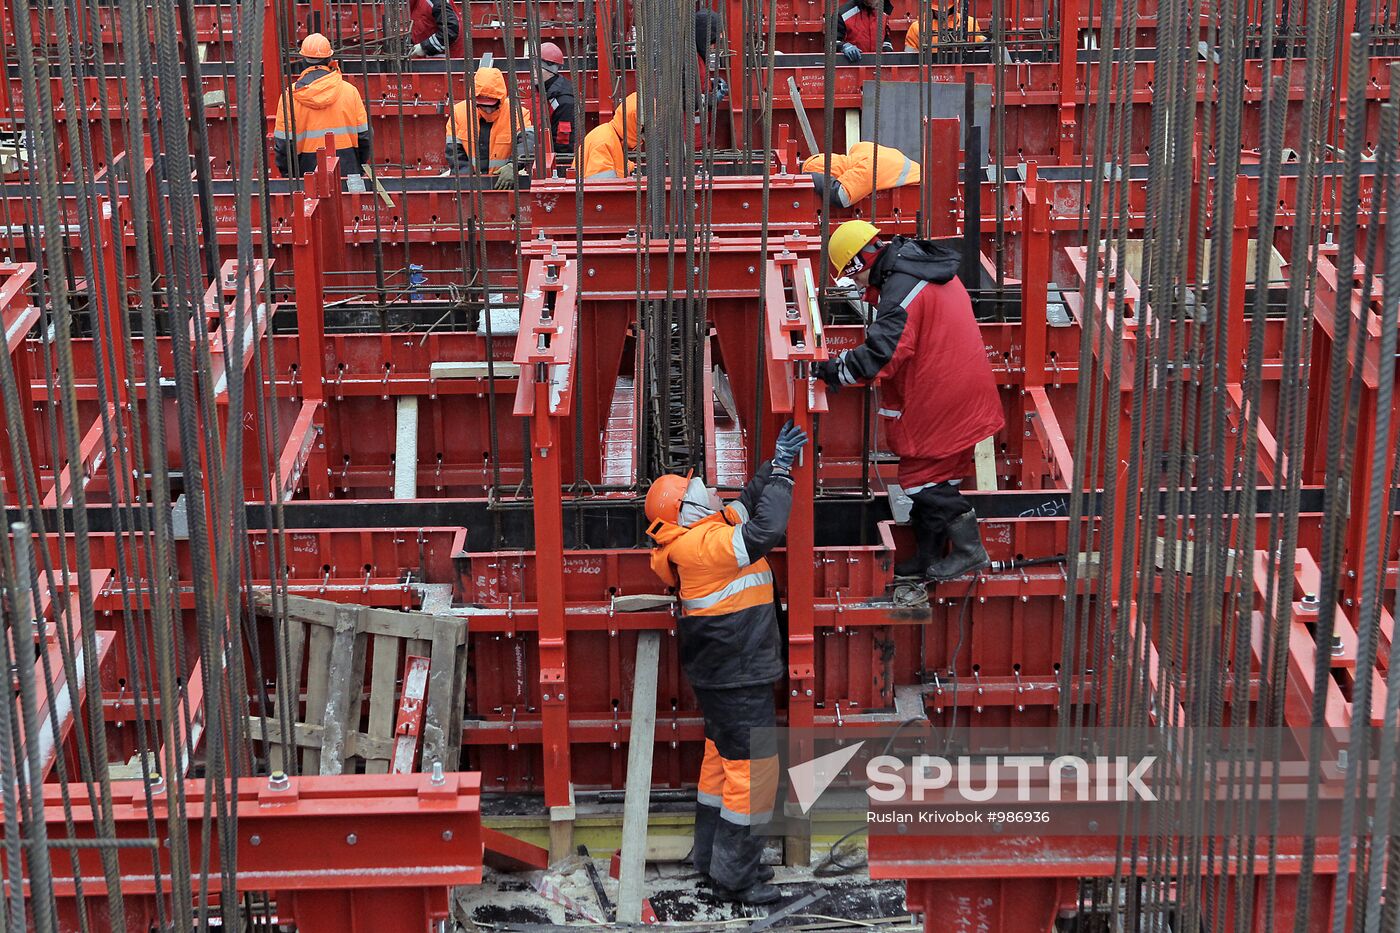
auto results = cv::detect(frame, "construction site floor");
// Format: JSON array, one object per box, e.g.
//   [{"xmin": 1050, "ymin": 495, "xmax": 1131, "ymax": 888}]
[{"xmin": 452, "ymin": 857, "xmax": 916, "ymax": 931}]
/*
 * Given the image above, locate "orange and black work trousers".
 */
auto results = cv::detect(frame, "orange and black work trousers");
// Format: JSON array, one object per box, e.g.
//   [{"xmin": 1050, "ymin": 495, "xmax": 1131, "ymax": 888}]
[{"xmin": 692, "ymin": 684, "xmax": 779, "ymax": 892}]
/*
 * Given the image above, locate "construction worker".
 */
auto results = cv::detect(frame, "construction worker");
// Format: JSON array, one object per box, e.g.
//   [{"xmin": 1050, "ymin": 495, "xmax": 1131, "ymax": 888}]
[
  {"xmin": 272, "ymin": 34, "xmax": 372, "ymax": 187},
  {"xmin": 446, "ymin": 67, "xmax": 535, "ymax": 187},
  {"xmin": 695, "ymin": 9, "xmax": 728, "ymax": 107},
  {"xmin": 533, "ymin": 42, "xmax": 577, "ymax": 155},
  {"xmin": 645, "ymin": 421, "xmax": 810, "ymax": 906},
  {"xmin": 835, "ymin": 0, "xmax": 894, "ymax": 61},
  {"xmin": 905, "ymin": 3, "xmax": 985, "ymax": 50},
  {"xmin": 802, "ymin": 141, "xmax": 920, "ymax": 208},
  {"xmin": 581, "ymin": 92, "xmax": 641, "ymax": 180},
  {"xmin": 814, "ymin": 222, "xmax": 1003, "ymax": 588},
  {"xmin": 407, "ymin": 0, "xmax": 463, "ymax": 57}
]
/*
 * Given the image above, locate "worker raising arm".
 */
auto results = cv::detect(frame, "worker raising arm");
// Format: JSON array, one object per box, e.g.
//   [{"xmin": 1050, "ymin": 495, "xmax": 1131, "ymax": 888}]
[
  {"xmin": 581, "ymin": 92, "xmax": 641, "ymax": 179},
  {"xmin": 271, "ymin": 35, "xmax": 372, "ymax": 186},
  {"xmin": 533, "ymin": 42, "xmax": 578, "ymax": 155},
  {"xmin": 407, "ymin": 0, "xmax": 463, "ymax": 57},
  {"xmin": 802, "ymin": 141, "xmax": 920, "ymax": 208},
  {"xmin": 814, "ymin": 222, "xmax": 1003, "ymax": 589},
  {"xmin": 645, "ymin": 422, "xmax": 809, "ymax": 907},
  {"xmin": 835, "ymin": 0, "xmax": 894, "ymax": 62},
  {"xmin": 445, "ymin": 67, "xmax": 535, "ymax": 188}
]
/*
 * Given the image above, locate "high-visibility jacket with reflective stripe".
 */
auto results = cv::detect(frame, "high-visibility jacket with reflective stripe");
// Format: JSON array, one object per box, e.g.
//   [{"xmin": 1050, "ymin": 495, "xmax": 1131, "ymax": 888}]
[
  {"xmin": 272, "ymin": 66, "xmax": 371, "ymax": 178},
  {"xmin": 835, "ymin": 0, "xmax": 893, "ymax": 51},
  {"xmin": 649, "ymin": 465, "xmax": 793, "ymax": 689},
  {"xmin": 905, "ymin": 11, "xmax": 985, "ymax": 49},
  {"xmin": 581, "ymin": 95, "xmax": 640, "ymax": 179},
  {"xmin": 801, "ymin": 141, "xmax": 920, "ymax": 206},
  {"xmin": 447, "ymin": 100, "xmax": 533, "ymax": 171}
]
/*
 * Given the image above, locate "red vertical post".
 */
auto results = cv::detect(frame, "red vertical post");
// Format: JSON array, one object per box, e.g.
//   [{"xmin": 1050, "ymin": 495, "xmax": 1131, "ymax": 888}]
[
  {"xmin": 1055, "ymin": 0, "xmax": 1080, "ymax": 163},
  {"xmin": 595, "ymin": 0, "xmax": 615, "ymax": 114},
  {"xmin": 1226, "ymin": 183, "xmax": 1249, "ymax": 385},
  {"xmin": 923, "ymin": 118, "xmax": 961, "ymax": 238},
  {"xmin": 513, "ymin": 258, "xmax": 578, "ymax": 858},
  {"xmin": 1020, "ymin": 165, "xmax": 1049, "ymax": 391},
  {"xmin": 263, "ymin": 0, "xmax": 285, "ymax": 122},
  {"xmin": 292, "ymin": 191, "xmax": 325, "ymax": 403}
]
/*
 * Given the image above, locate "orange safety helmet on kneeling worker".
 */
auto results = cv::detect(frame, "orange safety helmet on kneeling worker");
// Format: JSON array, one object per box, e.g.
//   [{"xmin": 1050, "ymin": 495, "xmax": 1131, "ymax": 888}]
[{"xmin": 644, "ymin": 473, "xmax": 689, "ymax": 527}]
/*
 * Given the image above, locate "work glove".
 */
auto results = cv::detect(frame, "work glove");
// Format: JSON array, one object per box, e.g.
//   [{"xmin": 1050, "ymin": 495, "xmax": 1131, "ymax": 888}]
[
  {"xmin": 812, "ymin": 358, "xmax": 844, "ymax": 389},
  {"xmin": 772, "ymin": 420, "xmax": 810, "ymax": 472},
  {"xmin": 841, "ymin": 42, "xmax": 863, "ymax": 62},
  {"xmin": 494, "ymin": 163, "xmax": 517, "ymax": 189},
  {"xmin": 409, "ymin": 42, "xmax": 428, "ymax": 58},
  {"xmin": 881, "ymin": 40, "xmax": 894, "ymax": 51},
  {"xmin": 712, "ymin": 76, "xmax": 729, "ymax": 103}
]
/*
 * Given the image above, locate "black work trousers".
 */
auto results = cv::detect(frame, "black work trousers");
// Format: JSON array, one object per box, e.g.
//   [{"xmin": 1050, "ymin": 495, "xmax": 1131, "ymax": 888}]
[
  {"xmin": 691, "ymin": 684, "xmax": 778, "ymax": 892},
  {"xmin": 908, "ymin": 481, "xmax": 974, "ymax": 561}
]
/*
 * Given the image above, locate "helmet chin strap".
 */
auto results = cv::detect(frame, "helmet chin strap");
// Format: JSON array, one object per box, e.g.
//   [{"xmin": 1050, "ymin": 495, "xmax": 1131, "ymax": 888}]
[{"xmin": 678, "ymin": 478, "xmax": 721, "ymax": 527}]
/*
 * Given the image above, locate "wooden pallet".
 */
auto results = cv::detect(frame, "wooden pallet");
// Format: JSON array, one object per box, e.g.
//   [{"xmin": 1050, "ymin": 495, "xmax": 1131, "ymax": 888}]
[{"xmin": 249, "ymin": 588, "xmax": 468, "ymax": 776}]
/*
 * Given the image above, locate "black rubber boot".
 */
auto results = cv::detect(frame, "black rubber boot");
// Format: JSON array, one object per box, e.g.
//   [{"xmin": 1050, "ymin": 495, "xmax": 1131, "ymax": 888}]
[
  {"xmin": 925, "ymin": 510, "xmax": 990, "ymax": 582},
  {"xmin": 894, "ymin": 489, "xmax": 947, "ymax": 577},
  {"xmin": 718, "ymin": 882, "xmax": 783, "ymax": 905}
]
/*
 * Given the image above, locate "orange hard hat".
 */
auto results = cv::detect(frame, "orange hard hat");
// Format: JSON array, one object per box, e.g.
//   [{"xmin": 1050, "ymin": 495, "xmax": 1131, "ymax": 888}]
[
  {"xmin": 644, "ymin": 474, "xmax": 689, "ymax": 526},
  {"xmin": 299, "ymin": 33, "xmax": 334, "ymax": 60},
  {"xmin": 538, "ymin": 42, "xmax": 566, "ymax": 67}
]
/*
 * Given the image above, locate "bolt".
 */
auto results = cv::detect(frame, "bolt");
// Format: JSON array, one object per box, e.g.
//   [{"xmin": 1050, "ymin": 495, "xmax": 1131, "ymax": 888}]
[
  {"xmin": 267, "ymin": 770, "xmax": 290, "ymax": 792},
  {"xmin": 1301, "ymin": 592, "xmax": 1319, "ymax": 611},
  {"xmin": 543, "ymin": 694, "xmax": 552, "ymax": 702},
  {"xmin": 430, "ymin": 760, "xmax": 446, "ymax": 785},
  {"xmin": 346, "ymin": 834, "xmax": 358, "ymax": 845},
  {"xmin": 148, "ymin": 773, "xmax": 166, "ymax": 795},
  {"xmin": 250, "ymin": 834, "xmax": 262, "ymax": 846},
  {"xmin": 442, "ymin": 830, "xmax": 454, "ymax": 841},
  {"xmin": 1331, "ymin": 633, "xmax": 1345, "ymax": 656},
  {"xmin": 805, "ymin": 689, "xmax": 813, "ymax": 696}
]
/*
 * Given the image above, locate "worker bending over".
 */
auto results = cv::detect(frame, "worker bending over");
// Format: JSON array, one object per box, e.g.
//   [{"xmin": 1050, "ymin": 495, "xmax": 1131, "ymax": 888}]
[
  {"xmin": 272, "ymin": 35, "xmax": 372, "ymax": 187},
  {"xmin": 836, "ymin": 0, "xmax": 894, "ymax": 61},
  {"xmin": 645, "ymin": 422, "xmax": 810, "ymax": 906},
  {"xmin": 802, "ymin": 142, "xmax": 920, "ymax": 208},
  {"xmin": 533, "ymin": 42, "xmax": 577, "ymax": 155},
  {"xmin": 581, "ymin": 92, "xmax": 641, "ymax": 179},
  {"xmin": 815, "ymin": 222, "xmax": 1003, "ymax": 586},
  {"xmin": 408, "ymin": 0, "xmax": 463, "ymax": 57},
  {"xmin": 446, "ymin": 67, "xmax": 535, "ymax": 188},
  {"xmin": 905, "ymin": 2, "xmax": 985, "ymax": 50}
]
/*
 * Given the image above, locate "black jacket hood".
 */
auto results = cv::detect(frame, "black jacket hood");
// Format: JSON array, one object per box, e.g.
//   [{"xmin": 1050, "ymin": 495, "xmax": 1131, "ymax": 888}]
[{"xmin": 871, "ymin": 236, "xmax": 961, "ymax": 288}]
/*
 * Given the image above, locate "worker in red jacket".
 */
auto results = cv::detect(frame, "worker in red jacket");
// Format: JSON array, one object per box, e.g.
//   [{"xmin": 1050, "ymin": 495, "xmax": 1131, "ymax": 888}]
[
  {"xmin": 533, "ymin": 42, "xmax": 577, "ymax": 154},
  {"xmin": 835, "ymin": 0, "xmax": 894, "ymax": 61},
  {"xmin": 645, "ymin": 422, "xmax": 809, "ymax": 906},
  {"xmin": 408, "ymin": 0, "xmax": 463, "ymax": 57},
  {"xmin": 814, "ymin": 221, "xmax": 1003, "ymax": 585}
]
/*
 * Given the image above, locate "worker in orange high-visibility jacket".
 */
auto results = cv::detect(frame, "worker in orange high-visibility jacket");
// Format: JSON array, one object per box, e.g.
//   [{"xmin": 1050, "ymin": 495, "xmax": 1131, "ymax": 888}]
[
  {"xmin": 905, "ymin": 4, "xmax": 985, "ymax": 49},
  {"xmin": 272, "ymin": 34, "xmax": 373, "ymax": 183},
  {"xmin": 446, "ymin": 66, "xmax": 535, "ymax": 188},
  {"xmin": 801, "ymin": 141, "xmax": 920, "ymax": 208},
  {"xmin": 580, "ymin": 92, "xmax": 641, "ymax": 179},
  {"xmin": 645, "ymin": 421, "xmax": 809, "ymax": 906}
]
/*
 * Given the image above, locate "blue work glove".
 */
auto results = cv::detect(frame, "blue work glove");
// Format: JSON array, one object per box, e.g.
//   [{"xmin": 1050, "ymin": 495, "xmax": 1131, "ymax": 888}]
[
  {"xmin": 842, "ymin": 42, "xmax": 863, "ymax": 62},
  {"xmin": 772, "ymin": 419, "xmax": 810, "ymax": 472},
  {"xmin": 713, "ymin": 76, "xmax": 729, "ymax": 103}
]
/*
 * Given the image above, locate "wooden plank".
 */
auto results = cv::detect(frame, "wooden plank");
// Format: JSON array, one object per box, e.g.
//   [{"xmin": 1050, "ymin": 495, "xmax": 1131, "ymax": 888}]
[
  {"xmin": 786, "ymin": 78, "xmax": 820, "ymax": 157},
  {"xmin": 616, "ymin": 631, "xmax": 662, "ymax": 925},
  {"xmin": 445, "ymin": 639, "xmax": 469, "ymax": 770},
  {"xmin": 318, "ymin": 605, "xmax": 360, "ymax": 775},
  {"xmin": 244, "ymin": 717, "xmax": 394, "ymax": 761},
  {"xmin": 972, "ymin": 436, "xmax": 997, "ymax": 491},
  {"xmin": 253, "ymin": 591, "xmax": 466, "ymax": 642},
  {"xmin": 392, "ymin": 655, "xmax": 432, "ymax": 773},
  {"xmin": 420, "ymin": 621, "xmax": 464, "ymax": 770},
  {"xmin": 300, "ymin": 621, "xmax": 335, "ymax": 774},
  {"xmin": 270, "ymin": 616, "xmax": 307, "ymax": 773},
  {"xmin": 364, "ymin": 634, "xmax": 400, "ymax": 774}
]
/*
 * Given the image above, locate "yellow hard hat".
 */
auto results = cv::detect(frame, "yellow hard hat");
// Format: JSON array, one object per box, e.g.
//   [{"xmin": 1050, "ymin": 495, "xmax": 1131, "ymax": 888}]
[
  {"xmin": 828, "ymin": 219, "xmax": 881, "ymax": 277},
  {"xmin": 299, "ymin": 33, "xmax": 334, "ymax": 60}
]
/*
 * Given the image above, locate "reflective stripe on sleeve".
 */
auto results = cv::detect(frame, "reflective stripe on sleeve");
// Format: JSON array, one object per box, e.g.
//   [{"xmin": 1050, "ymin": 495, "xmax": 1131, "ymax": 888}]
[
  {"xmin": 728, "ymin": 501, "xmax": 750, "ymax": 523},
  {"xmin": 731, "ymin": 525, "xmax": 751, "ymax": 568},
  {"xmin": 841, "ymin": 7, "xmax": 859, "ymax": 19},
  {"xmin": 837, "ymin": 349, "xmax": 858, "ymax": 386},
  {"xmin": 697, "ymin": 791, "xmax": 723, "ymax": 807},
  {"xmin": 894, "ymin": 156, "xmax": 914, "ymax": 186},
  {"xmin": 288, "ymin": 124, "xmax": 367, "ymax": 144},
  {"xmin": 877, "ymin": 408, "xmax": 902, "ymax": 419},
  {"xmin": 680, "ymin": 569, "xmax": 774, "ymax": 612},
  {"xmin": 899, "ymin": 279, "xmax": 928, "ymax": 308}
]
